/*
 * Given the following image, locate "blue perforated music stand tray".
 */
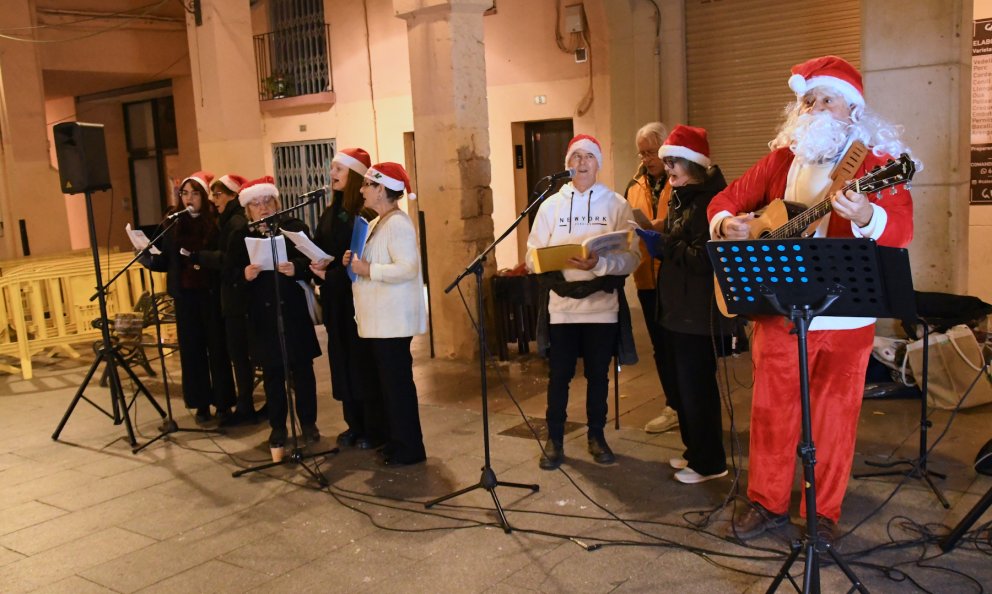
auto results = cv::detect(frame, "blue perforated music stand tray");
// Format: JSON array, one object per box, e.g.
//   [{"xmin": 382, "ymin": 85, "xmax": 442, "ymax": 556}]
[{"xmin": 707, "ymin": 237, "xmax": 915, "ymax": 320}]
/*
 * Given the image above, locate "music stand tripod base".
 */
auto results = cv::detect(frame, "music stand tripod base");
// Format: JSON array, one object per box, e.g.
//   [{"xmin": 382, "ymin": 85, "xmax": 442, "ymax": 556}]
[{"xmin": 709, "ymin": 237, "xmax": 916, "ymax": 593}]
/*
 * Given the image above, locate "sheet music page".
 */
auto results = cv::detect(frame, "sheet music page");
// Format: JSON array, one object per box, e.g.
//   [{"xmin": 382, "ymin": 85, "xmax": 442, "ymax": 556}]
[
  {"xmin": 125, "ymin": 223, "xmax": 161, "ymax": 255},
  {"xmin": 282, "ymin": 230, "xmax": 333, "ymax": 263},
  {"xmin": 245, "ymin": 236, "xmax": 287, "ymax": 271}
]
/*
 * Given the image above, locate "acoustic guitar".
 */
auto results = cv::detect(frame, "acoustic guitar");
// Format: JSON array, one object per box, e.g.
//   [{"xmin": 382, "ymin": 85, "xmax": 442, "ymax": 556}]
[{"xmin": 713, "ymin": 149, "xmax": 917, "ymax": 318}]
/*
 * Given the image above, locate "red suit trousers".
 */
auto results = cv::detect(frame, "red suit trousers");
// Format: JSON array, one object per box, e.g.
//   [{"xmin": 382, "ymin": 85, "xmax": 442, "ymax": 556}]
[{"xmin": 747, "ymin": 318, "xmax": 874, "ymax": 522}]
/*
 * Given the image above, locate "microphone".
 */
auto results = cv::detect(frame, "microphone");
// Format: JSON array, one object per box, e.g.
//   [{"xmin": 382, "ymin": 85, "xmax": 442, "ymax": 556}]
[
  {"xmin": 298, "ymin": 187, "xmax": 327, "ymax": 202},
  {"xmin": 545, "ymin": 168, "xmax": 575, "ymax": 181},
  {"xmin": 165, "ymin": 205, "xmax": 195, "ymax": 221}
]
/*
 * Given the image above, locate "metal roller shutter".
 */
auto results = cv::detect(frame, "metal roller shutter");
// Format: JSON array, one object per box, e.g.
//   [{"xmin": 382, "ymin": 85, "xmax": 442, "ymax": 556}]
[{"xmin": 685, "ymin": 0, "xmax": 861, "ymax": 179}]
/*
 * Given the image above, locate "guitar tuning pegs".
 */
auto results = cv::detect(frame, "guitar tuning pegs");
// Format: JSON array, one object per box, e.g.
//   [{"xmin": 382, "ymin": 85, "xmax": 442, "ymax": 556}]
[
  {"xmin": 871, "ymin": 165, "xmax": 881, "ymax": 172},
  {"xmin": 905, "ymin": 183, "xmax": 912, "ymax": 191},
  {"xmin": 890, "ymin": 187, "xmax": 897, "ymax": 195}
]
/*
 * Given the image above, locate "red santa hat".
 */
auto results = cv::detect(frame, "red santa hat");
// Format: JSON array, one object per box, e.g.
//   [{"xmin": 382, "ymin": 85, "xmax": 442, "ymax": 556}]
[
  {"xmin": 365, "ymin": 162, "xmax": 416, "ymax": 200},
  {"xmin": 211, "ymin": 174, "xmax": 247, "ymax": 195},
  {"xmin": 564, "ymin": 134, "xmax": 603, "ymax": 169},
  {"xmin": 238, "ymin": 176, "xmax": 279, "ymax": 206},
  {"xmin": 181, "ymin": 170, "xmax": 214, "ymax": 193},
  {"xmin": 788, "ymin": 55, "xmax": 864, "ymax": 108},
  {"xmin": 657, "ymin": 125, "xmax": 711, "ymax": 168},
  {"xmin": 332, "ymin": 147, "xmax": 371, "ymax": 176}
]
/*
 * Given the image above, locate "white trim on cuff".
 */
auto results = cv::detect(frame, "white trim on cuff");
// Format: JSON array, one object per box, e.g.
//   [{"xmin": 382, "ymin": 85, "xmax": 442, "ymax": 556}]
[
  {"xmin": 709, "ymin": 211, "xmax": 733, "ymax": 239},
  {"xmin": 851, "ymin": 204, "xmax": 887, "ymax": 240}
]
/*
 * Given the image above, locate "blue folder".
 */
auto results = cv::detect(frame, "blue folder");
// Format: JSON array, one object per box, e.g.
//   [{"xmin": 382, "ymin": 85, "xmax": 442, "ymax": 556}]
[{"xmin": 348, "ymin": 216, "xmax": 369, "ymax": 282}]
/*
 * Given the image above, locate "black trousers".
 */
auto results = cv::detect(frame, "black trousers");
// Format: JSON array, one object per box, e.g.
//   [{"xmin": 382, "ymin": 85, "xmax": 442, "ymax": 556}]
[
  {"xmin": 325, "ymin": 318, "xmax": 386, "ymax": 443},
  {"xmin": 363, "ymin": 337, "xmax": 425, "ymax": 463},
  {"xmin": 637, "ymin": 289, "xmax": 667, "ymax": 404},
  {"xmin": 174, "ymin": 290, "xmax": 235, "ymax": 410},
  {"xmin": 546, "ymin": 322, "xmax": 618, "ymax": 443},
  {"xmin": 659, "ymin": 328, "xmax": 726, "ymax": 475},
  {"xmin": 262, "ymin": 360, "xmax": 317, "ymax": 431},
  {"xmin": 225, "ymin": 313, "xmax": 256, "ymax": 413}
]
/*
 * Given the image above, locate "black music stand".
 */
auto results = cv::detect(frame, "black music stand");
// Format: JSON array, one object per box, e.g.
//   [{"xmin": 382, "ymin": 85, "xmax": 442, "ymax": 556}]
[{"xmin": 708, "ymin": 237, "xmax": 915, "ymax": 594}]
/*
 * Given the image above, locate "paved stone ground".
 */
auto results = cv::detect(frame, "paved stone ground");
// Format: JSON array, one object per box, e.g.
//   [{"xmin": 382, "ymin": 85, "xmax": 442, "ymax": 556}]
[{"xmin": 1, "ymin": 295, "xmax": 991, "ymax": 593}]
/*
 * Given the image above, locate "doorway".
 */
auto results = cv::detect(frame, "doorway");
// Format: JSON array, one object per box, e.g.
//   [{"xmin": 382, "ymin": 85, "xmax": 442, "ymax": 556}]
[
  {"xmin": 124, "ymin": 97, "xmax": 178, "ymax": 231},
  {"xmin": 513, "ymin": 118, "xmax": 574, "ymax": 260}
]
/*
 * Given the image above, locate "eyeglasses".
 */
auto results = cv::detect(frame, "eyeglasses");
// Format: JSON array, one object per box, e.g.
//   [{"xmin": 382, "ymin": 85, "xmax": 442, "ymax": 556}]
[
  {"xmin": 210, "ymin": 191, "xmax": 226, "ymax": 198},
  {"xmin": 178, "ymin": 190, "xmax": 201, "ymax": 198},
  {"xmin": 248, "ymin": 196, "xmax": 277, "ymax": 207},
  {"xmin": 637, "ymin": 149, "xmax": 660, "ymax": 159},
  {"xmin": 362, "ymin": 180, "xmax": 380, "ymax": 188}
]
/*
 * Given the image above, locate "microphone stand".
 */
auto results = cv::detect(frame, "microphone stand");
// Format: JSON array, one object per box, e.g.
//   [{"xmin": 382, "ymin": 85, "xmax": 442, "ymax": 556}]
[
  {"xmin": 128, "ymin": 216, "xmax": 223, "ymax": 453},
  {"xmin": 233, "ymin": 191, "xmax": 336, "ymax": 485},
  {"xmin": 424, "ymin": 178, "xmax": 561, "ymax": 532}
]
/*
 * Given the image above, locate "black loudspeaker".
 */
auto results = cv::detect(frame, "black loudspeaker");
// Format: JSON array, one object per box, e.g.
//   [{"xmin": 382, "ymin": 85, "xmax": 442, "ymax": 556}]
[{"xmin": 53, "ymin": 122, "xmax": 112, "ymax": 194}]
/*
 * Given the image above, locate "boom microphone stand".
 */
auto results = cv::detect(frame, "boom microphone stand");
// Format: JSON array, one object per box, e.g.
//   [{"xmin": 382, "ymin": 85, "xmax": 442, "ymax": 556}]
[
  {"xmin": 52, "ymin": 191, "xmax": 168, "ymax": 447},
  {"xmin": 232, "ymin": 190, "xmax": 336, "ymax": 485},
  {"xmin": 424, "ymin": 177, "xmax": 563, "ymax": 532}
]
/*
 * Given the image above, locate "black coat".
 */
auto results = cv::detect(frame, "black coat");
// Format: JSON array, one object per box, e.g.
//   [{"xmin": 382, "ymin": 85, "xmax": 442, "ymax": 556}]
[
  {"xmin": 656, "ymin": 166, "xmax": 738, "ymax": 337},
  {"xmin": 141, "ymin": 214, "xmax": 219, "ymax": 299},
  {"xmin": 312, "ymin": 193, "xmax": 357, "ymax": 326},
  {"xmin": 231, "ymin": 217, "xmax": 321, "ymax": 367},
  {"xmin": 197, "ymin": 202, "xmax": 250, "ymax": 317}
]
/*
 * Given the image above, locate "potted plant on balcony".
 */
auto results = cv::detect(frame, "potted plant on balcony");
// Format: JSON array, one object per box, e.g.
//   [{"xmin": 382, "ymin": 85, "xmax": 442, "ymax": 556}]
[{"xmin": 264, "ymin": 72, "xmax": 294, "ymax": 99}]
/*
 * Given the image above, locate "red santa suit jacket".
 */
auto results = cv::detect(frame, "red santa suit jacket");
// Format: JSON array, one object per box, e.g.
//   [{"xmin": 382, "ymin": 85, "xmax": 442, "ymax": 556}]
[{"xmin": 707, "ymin": 147, "xmax": 914, "ymax": 330}]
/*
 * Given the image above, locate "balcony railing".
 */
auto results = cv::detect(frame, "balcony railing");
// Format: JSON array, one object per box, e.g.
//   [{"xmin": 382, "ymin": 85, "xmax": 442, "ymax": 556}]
[{"xmin": 254, "ymin": 23, "xmax": 333, "ymax": 102}]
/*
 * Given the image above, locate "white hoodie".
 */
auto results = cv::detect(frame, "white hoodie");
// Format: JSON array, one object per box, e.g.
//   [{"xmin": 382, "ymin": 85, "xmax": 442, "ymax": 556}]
[{"xmin": 526, "ymin": 181, "xmax": 640, "ymax": 324}]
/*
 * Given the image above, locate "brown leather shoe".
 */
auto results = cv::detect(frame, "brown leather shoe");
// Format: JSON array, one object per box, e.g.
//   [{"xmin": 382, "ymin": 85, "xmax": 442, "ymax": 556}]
[{"xmin": 731, "ymin": 501, "xmax": 790, "ymax": 540}]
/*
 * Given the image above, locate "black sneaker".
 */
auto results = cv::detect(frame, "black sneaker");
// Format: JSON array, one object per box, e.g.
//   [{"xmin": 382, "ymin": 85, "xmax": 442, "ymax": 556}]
[
  {"xmin": 336, "ymin": 429, "xmax": 358, "ymax": 447},
  {"xmin": 302, "ymin": 425, "xmax": 321, "ymax": 445},
  {"xmin": 587, "ymin": 433, "xmax": 616, "ymax": 464},
  {"xmin": 194, "ymin": 407, "xmax": 212, "ymax": 423},
  {"xmin": 538, "ymin": 439, "xmax": 564, "ymax": 470}
]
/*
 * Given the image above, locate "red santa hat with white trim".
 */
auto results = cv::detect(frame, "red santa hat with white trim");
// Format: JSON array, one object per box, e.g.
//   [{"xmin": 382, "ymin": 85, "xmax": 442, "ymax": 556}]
[
  {"xmin": 787, "ymin": 55, "xmax": 864, "ymax": 108},
  {"xmin": 181, "ymin": 170, "xmax": 214, "ymax": 193},
  {"xmin": 332, "ymin": 147, "xmax": 371, "ymax": 176},
  {"xmin": 365, "ymin": 162, "xmax": 416, "ymax": 200},
  {"xmin": 564, "ymin": 134, "xmax": 603, "ymax": 169},
  {"xmin": 238, "ymin": 176, "xmax": 279, "ymax": 206},
  {"xmin": 212, "ymin": 174, "xmax": 247, "ymax": 195},
  {"xmin": 657, "ymin": 125, "xmax": 711, "ymax": 168}
]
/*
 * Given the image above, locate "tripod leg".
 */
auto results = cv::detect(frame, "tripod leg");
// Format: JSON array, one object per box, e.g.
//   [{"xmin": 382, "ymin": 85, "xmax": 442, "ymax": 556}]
[
  {"xmin": 105, "ymin": 353, "xmax": 137, "ymax": 446},
  {"xmin": 940, "ymin": 485, "xmax": 992, "ymax": 552},
  {"xmin": 52, "ymin": 352, "xmax": 105, "ymax": 440},
  {"xmin": 495, "ymin": 480, "xmax": 540, "ymax": 492},
  {"xmin": 113, "ymin": 350, "xmax": 166, "ymax": 418},
  {"xmin": 489, "ymin": 488, "xmax": 511, "ymax": 533},
  {"xmin": 425, "ymin": 482, "xmax": 484, "ymax": 508},
  {"xmin": 922, "ymin": 473, "xmax": 950, "ymax": 509},
  {"xmin": 767, "ymin": 541, "xmax": 802, "ymax": 593},
  {"xmin": 825, "ymin": 545, "xmax": 869, "ymax": 593}
]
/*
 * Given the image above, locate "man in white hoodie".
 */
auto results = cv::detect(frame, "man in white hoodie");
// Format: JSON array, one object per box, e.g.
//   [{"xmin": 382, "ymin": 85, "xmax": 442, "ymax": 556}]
[{"xmin": 526, "ymin": 134, "xmax": 641, "ymax": 470}]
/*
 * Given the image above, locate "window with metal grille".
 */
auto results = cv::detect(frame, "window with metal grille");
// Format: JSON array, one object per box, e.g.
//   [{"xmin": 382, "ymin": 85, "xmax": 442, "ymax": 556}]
[
  {"xmin": 272, "ymin": 139, "xmax": 336, "ymax": 232},
  {"xmin": 254, "ymin": 0, "xmax": 332, "ymax": 100}
]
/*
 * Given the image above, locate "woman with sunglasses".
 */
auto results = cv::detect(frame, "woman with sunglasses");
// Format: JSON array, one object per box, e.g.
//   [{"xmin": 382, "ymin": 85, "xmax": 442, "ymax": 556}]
[
  {"xmin": 140, "ymin": 171, "xmax": 236, "ymax": 423},
  {"xmin": 342, "ymin": 162, "xmax": 427, "ymax": 466}
]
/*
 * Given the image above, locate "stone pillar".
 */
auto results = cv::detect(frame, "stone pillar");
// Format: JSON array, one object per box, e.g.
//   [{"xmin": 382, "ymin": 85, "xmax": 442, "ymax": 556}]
[
  {"xmin": 0, "ymin": 2, "xmax": 72, "ymax": 259},
  {"xmin": 394, "ymin": 0, "xmax": 495, "ymax": 359},
  {"xmin": 183, "ymin": 0, "xmax": 265, "ymax": 174},
  {"xmin": 863, "ymin": 1, "xmax": 972, "ymax": 294}
]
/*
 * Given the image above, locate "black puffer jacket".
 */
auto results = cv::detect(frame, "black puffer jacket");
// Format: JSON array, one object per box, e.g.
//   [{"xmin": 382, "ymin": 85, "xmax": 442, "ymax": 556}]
[
  {"xmin": 657, "ymin": 166, "xmax": 738, "ymax": 337},
  {"xmin": 196, "ymin": 202, "xmax": 250, "ymax": 317}
]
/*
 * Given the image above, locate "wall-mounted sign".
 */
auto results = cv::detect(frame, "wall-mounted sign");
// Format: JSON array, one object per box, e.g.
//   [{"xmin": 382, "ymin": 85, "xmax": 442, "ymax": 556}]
[{"xmin": 971, "ymin": 18, "xmax": 992, "ymax": 204}]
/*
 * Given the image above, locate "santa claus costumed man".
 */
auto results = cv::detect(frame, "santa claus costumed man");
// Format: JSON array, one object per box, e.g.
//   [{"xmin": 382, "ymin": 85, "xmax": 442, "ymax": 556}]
[{"xmin": 708, "ymin": 56, "xmax": 918, "ymax": 545}]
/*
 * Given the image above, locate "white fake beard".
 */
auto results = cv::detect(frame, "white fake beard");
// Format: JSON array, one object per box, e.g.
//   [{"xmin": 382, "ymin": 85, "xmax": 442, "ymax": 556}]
[{"xmin": 787, "ymin": 112, "xmax": 853, "ymax": 164}]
